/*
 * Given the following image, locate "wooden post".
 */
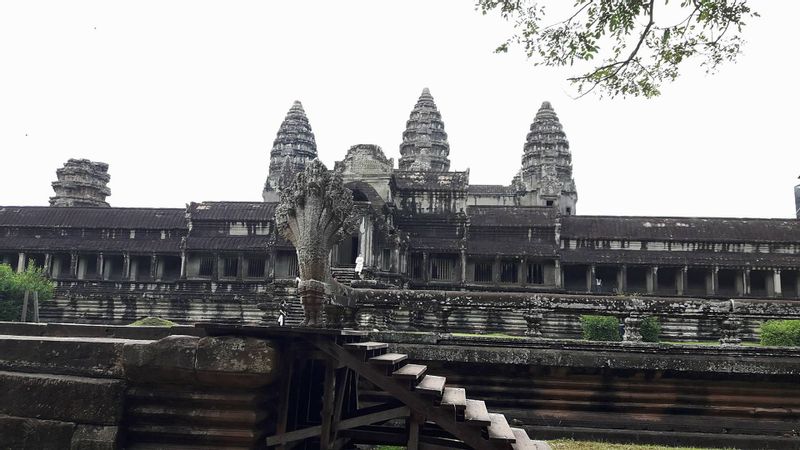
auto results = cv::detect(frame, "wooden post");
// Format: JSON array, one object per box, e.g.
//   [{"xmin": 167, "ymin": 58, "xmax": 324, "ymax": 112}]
[
  {"xmin": 32, "ymin": 291, "xmax": 40, "ymax": 323},
  {"xmin": 20, "ymin": 290, "xmax": 29, "ymax": 322},
  {"xmin": 407, "ymin": 412, "xmax": 422, "ymax": 450},
  {"xmin": 319, "ymin": 360, "xmax": 336, "ymax": 449}
]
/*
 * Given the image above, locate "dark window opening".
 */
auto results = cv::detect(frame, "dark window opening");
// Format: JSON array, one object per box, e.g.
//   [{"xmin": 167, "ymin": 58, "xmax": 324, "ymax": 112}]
[
  {"xmin": 474, "ymin": 261, "xmax": 493, "ymax": 283},
  {"xmin": 546, "ymin": 200, "xmax": 554, "ymax": 207},
  {"xmin": 222, "ymin": 257, "xmax": 238, "ymax": 278},
  {"xmin": 500, "ymin": 260, "xmax": 517, "ymax": 283},
  {"xmin": 409, "ymin": 254, "xmax": 424, "ymax": 279},
  {"xmin": 199, "ymin": 256, "xmax": 214, "ymax": 277},
  {"xmin": 247, "ymin": 257, "xmax": 266, "ymax": 278},
  {"xmin": 431, "ymin": 255, "xmax": 457, "ymax": 281},
  {"xmin": 527, "ymin": 263, "xmax": 544, "ymax": 284},
  {"xmin": 381, "ymin": 249, "xmax": 391, "ymax": 271},
  {"xmin": 352, "ymin": 190, "xmax": 369, "ymax": 202},
  {"xmin": 162, "ymin": 256, "xmax": 181, "ymax": 280}
]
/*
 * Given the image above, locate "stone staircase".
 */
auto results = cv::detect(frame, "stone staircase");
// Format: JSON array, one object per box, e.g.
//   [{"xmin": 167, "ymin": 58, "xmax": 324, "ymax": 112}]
[
  {"xmin": 296, "ymin": 332, "xmax": 551, "ymax": 449},
  {"xmin": 330, "ymin": 265, "xmax": 358, "ymax": 285}
]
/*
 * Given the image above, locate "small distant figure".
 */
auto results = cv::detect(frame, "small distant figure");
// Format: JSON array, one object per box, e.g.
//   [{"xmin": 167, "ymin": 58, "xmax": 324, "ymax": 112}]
[{"xmin": 354, "ymin": 254, "xmax": 364, "ymax": 280}]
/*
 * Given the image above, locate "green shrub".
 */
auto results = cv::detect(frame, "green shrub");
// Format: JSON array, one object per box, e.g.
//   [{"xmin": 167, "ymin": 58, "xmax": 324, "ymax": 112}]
[
  {"xmin": 760, "ymin": 320, "xmax": 800, "ymax": 347},
  {"xmin": 581, "ymin": 315, "xmax": 621, "ymax": 342},
  {"xmin": 640, "ymin": 316, "xmax": 661, "ymax": 343}
]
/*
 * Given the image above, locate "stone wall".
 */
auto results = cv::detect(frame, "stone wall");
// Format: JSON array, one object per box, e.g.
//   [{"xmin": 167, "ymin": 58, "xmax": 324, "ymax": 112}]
[{"xmin": 0, "ymin": 323, "xmax": 280, "ymax": 449}]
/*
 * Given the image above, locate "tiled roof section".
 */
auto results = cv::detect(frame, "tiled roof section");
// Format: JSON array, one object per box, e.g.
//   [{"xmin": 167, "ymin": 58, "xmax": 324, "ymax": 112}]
[
  {"xmin": 188, "ymin": 202, "xmax": 277, "ymax": 221},
  {"xmin": 408, "ymin": 237, "xmax": 463, "ymax": 252},
  {"xmin": 467, "ymin": 185, "xmax": 514, "ymax": 195},
  {"xmin": 392, "ymin": 171, "xmax": 469, "ymax": 191},
  {"xmin": 561, "ymin": 249, "xmax": 800, "ymax": 268},
  {"xmin": 0, "ymin": 206, "xmax": 185, "ymax": 229},
  {"xmin": 467, "ymin": 240, "xmax": 557, "ymax": 257},
  {"xmin": 185, "ymin": 236, "xmax": 272, "ymax": 251},
  {"xmin": 467, "ymin": 206, "xmax": 557, "ymax": 227},
  {"xmin": 562, "ymin": 216, "xmax": 800, "ymax": 243},
  {"xmin": 0, "ymin": 237, "xmax": 180, "ymax": 253}
]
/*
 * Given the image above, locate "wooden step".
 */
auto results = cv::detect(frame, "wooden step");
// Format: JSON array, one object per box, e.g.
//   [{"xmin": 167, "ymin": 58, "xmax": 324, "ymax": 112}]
[
  {"xmin": 369, "ymin": 352, "xmax": 408, "ymax": 366},
  {"xmin": 487, "ymin": 413, "xmax": 516, "ymax": 442},
  {"xmin": 415, "ymin": 375, "xmax": 446, "ymax": 397},
  {"xmin": 441, "ymin": 387, "xmax": 467, "ymax": 412},
  {"xmin": 464, "ymin": 399, "xmax": 491, "ymax": 427},
  {"xmin": 392, "ymin": 363, "xmax": 427, "ymax": 381},
  {"xmin": 344, "ymin": 341, "xmax": 388, "ymax": 351}
]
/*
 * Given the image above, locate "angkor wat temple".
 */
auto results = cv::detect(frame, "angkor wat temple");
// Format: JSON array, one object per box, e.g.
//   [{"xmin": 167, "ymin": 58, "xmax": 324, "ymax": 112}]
[{"xmin": 2, "ymin": 88, "xmax": 800, "ymax": 331}]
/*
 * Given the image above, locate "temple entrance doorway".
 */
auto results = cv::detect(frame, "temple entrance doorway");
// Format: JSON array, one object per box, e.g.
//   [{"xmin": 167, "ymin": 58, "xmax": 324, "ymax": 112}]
[{"xmin": 336, "ymin": 234, "xmax": 359, "ymax": 266}]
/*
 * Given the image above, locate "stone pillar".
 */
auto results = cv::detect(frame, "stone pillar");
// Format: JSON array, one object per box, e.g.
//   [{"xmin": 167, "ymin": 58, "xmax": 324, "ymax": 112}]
[
  {"xmin": 97, "ymin": 254, "xmax": 104, "ymax": 280},
  {"xmin": 744, "ymin": 269, "xmax": 751, "ymax": 296},
  {"xmin": 735, "ymin": 270, "xmax": 744, "ymax": 296},
  {"xmin": 268, "ymin": 249, "xmax": 276, "ymax": 279},
  {"xmin": 677, "ymin": 266, "xmax": 687, "ymax": 296},
  {"xmin": 518, "ymin": 257, "xmax": 526, "ymax": 286},
  {"xmin": 150, "ymin": 254, "xmax": 158, "ymax": 281},
  {"xmin": 213, "ymin": 253, "xmax": 220, "ymax": 281},
  {"xmin": 646, "ymin": 266, "xmax": 656, "ymax": 294},
  {"xmin": 435, "ymin": 304, "xmax": 452, "ymax": 333},
  {"xmin": 460, "ymin": 250, "xmax": 467, "ymax": 284},
  {"xmin": 43, "ymin": 253, "xmax": 52, "ymax": 277},
  {"xmin": 616, "ymin": 265, "xmax": 626, "ymax": 293},
  {"xmin": 298, "ymin": 279, "xmax": 326, "ymax": 327},
  {"xmin": 179, "ymin": 251, "xmax": 186, "ymax": 279},
  {"xmin": 771, "ymin": 269, "xmax": 782, "ymax": 297},
  {"xmin": 586, "ymin": 265, "xmax": 595, "ymax": 293},
  {"xmin": 16, "ymin": 252, "xmax": 25, "ymax": 273},
  {"xmin": 711, "ymin": 266, "xmax": 719, "ymax": 296},
  {"xmin": 422, "ymin": 252, "xmax": 430, "ymax": 282},
  {"xmin": 123, "ymin": 253, "xmax": 131, "ymax": 280},
  {"xmin": 493, "ymin": 255, "xmax": 501, "ymax": 284},
  {"xmin": 393, "ymin": 247, "xmax": 400, "ymax": 273},
  {"xmin": 554, "ymin": 260, "xmax": 563, "ymax": 288},
  {"xmin": 237, "ymin": 254, "xmax": 245, "ymax": 281},
  {"xmin": 623, "ymin": 313, "xmax": 643, "ymax": 342},
  {"xmin": 69, "ymin": 252, "xmax": 78, "ymax": 278}
]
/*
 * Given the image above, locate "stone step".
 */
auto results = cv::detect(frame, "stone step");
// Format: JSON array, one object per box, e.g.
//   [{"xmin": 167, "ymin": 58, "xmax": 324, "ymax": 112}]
[
  {"xmin": 392, "ymin": 363, "xmax": 427, "ymax": 381},
  {"xmin": 487, "ymin": 413, "xmax": 516, "ymax": 443},
  {"xmin": 441, "ymin": 387, "xmax": 467, "ymax": 412},
  {"xmin": 415, "ymin": 375, "xmax": 446, "ymax": 397},
  {"xmin": 368, "ymin": 352, "xmax": 408, "ymax": 366},
  {"xmin": 464, "ymin": 399, "xmax": 491, "ymax": 427}
]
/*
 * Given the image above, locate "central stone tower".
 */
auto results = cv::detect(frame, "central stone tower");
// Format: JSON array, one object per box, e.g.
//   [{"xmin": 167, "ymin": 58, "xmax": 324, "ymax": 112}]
[
  {"xmin": 519, "ymin": 101, "xmax": 578, "ymax": 215},
  {"xmin": 263, "ymin": 101, "xmax": 318, "ymax": 202},
  {"xmin": 398, "ymin": 88, "xmax": 450, "ymax": 172},
  {"xmin": 49, "ymin": 159, "xmax": 111, "ymax": 207}
]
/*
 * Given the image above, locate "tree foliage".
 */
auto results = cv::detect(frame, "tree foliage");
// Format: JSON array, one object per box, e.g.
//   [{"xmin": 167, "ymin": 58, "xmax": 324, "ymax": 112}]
[
  {"xmin": 0, "ymin": 263, "xmax": 54, "ymax": 321},
  {"xmin": 477, "ymin": 0, "xmax": 758, "ymax": 98}
]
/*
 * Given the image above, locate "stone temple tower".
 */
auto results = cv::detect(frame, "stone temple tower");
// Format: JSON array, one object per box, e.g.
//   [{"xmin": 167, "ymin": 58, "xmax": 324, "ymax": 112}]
[
  {"xmin": 519, "ymin": 101, "xmax": 578, "ymax": 215},
  {"xmin": 49, "ymin": 159, "xmax": 111, "ymax": 207},
  {"xmin": 263, "ymin": 101, "xmax": 318, "ymax": 202},
  {"xmin": 398, "ymin": 88, "xmax": 450, "ymax": 172}
]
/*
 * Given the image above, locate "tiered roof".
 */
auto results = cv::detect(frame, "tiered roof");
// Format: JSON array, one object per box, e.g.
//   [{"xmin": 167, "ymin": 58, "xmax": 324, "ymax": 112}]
[
  {"xmin": 398, "ymin": 88, "xmax": 451, "ymax": 172},
  {"xmin": 263, "ymin": 101, "xmax": 317, "ymax": 199}
]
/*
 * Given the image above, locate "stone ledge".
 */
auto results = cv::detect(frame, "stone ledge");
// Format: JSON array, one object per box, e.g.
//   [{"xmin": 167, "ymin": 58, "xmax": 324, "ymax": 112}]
[
  {"xmin": 0, "ymin": 371, "xmax": 125, "ymax": 425},
  {"xmin": 0, "ymin": 414, "xmax": 75, "ymax": 450}
]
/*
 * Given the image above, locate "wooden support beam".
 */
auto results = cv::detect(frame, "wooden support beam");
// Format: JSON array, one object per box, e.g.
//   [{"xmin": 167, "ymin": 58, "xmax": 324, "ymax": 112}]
[
  {"xmin": 320, "ymin": 360, "xmax": 336, "ymax": 449},
  {"xmin": 308, "ymin": 337, "xmax": 491, "ymax": 450}
]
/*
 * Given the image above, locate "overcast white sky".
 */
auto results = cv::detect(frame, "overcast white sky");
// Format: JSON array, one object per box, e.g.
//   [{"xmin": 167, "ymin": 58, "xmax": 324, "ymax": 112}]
[{"xmin": 1, "ymin": 1, "xmax": 797, "ymax": 218}]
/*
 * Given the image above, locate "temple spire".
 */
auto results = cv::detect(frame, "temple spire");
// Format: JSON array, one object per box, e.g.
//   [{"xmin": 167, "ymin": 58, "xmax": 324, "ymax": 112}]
[
  {"xmin": 398, "ymin": 88, "xmax": 450, "ymax": 172},
  {"xmin": 519, "ymin": 101, "xmax": 578, "ymax": 215},
  {"xmin": 263, "ymin": 100, "xmax": 318, "ymax": 202}
]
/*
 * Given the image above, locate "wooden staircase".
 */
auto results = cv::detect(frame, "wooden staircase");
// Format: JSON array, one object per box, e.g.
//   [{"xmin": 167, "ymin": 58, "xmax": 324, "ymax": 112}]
[{"xmin": 259, "ymin": 328, "xmax": 550, "ymax": 450}]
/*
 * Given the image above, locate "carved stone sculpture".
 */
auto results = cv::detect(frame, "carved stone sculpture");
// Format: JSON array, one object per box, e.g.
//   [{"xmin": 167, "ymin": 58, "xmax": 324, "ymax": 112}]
[{"xmin": 275, "ymin": 159, "xmax": 357, "ymax": 326}]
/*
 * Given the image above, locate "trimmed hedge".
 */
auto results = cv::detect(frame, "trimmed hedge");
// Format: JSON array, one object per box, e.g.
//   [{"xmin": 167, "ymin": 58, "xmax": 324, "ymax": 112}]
[
  {"xmin": 760, "ymin": 320, "xmax": 800, "ymax": 347},
  {"xmin": 641, "ymin": 316, "xmax": 661, "ymax": 343},
  {"xmin": 580, "ymin": 315, "xmax": 621, "ymax": 342}
]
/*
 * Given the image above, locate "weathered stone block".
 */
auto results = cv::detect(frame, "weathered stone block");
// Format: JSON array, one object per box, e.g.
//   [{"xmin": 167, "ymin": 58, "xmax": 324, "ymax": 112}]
[
  {"xmin": 0, "ymin": 414, "xmax": 75, "ymax": 450},
  {"xmin": 122, "ymin": 335, "xmax": 198, "ymax": 384},
  {"xmin": 195, "ymin": 336, "xmax": 279, "ymax": 387},
  {"xmin": 70, "ymin": 425, "xmax": 119, "ymax": 450},
  {"xmin": 0, "ymin": 371, "xmax": 125, "ymax": 425}
]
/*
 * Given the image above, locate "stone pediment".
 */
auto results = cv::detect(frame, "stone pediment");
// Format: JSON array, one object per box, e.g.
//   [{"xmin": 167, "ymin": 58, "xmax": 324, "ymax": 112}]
[{"xmin": 334, "ymin": 144, "xmax": 394, "ymax": 176}]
